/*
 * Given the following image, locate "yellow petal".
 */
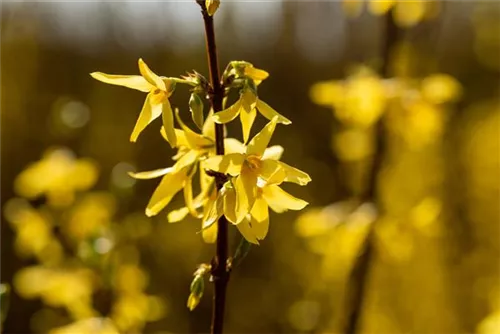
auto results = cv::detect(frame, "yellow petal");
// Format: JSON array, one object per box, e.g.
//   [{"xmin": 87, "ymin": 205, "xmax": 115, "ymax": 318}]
[
  {"xmin": 138, "ymin": 58, "xmax": 166, "ymax": 91},
  {"xmin": 246, "ymin": 117, "xmax": 278, "ymax": 157},
  {"xmin": 202, "ymin": 223, "xmax": 218, "ymax": 244},
  {"xmin": 240, "ymin": 106, "xmax": 257, "ymax": 144},
  {"xmin": 262, "ymin": 145, "xmax": 284, "ymax": 161},
  {"xmin": 212, "ymin": 101, "xmax": 241, "ymax": 124},
  {"xmin": 234, "ymin": 172, "xmax": 258, "ymax": 223},
  {"xmin": 244, "ymin": 66, "xmax": 269, "ymax": 82},
  {"xmin": 259, "ymin": 159, "xmax": 286, "ymax": 185},
  {"xmin": 203, "ymin": 153, "xmax": 245, "ymax": 176},
  {"xmin": 184, "ymin": 174, "xmax": 202, "ymax": 218},
  {"xmin": 175, "ymin": 109, "xmax": 213, "ymax": 149},
  {"xmin": 128, "ymin": 167, "xmax": 173, "ymax": 179},
  {"xmin": 278, "ymin": 162, "xmax": 311, "ymax": 186},
  {"xmin": 236, "ymin": 218, "xmax": 259, "ymax": 245},
  {"xmin": 202, "ymin": 191, "xmax": 223, "ymax": 230},
  {"xmin": 145, "ymin": 170, "xmax": 186, "ymax": 217},
  {"xmin": 173, "ymin": 150, "xmax": 200, "ymax": 173},
  {"xmin": 224, "ymin": 138, "xmax": 246, "ymax": 154},
  {"xmin": 202, "ymin": 109, "xmax": 215, "ymax": 140},
  {"xmin": 249, "ymin": 197, "xmax": 269, "ymax": 240},
  {"xmin": 130, "ymin": 93, "xmax": 162, "ymax": 143},
  {"xmin": 200, "ymin": 168, "xmax": 214, "ymax": 193},
  {"xmin": 161, "ymin": 128, "xmax": 190, "ymax": 148},
  {"xmin": 90, "ymin": 73, "xmax": 153, "ymax": 92},
  {"xmin": 223, "ymin": 185, "xmax": 238, "ymax": 224},
  {"xmin": 161, "ymin": 99, "xmax": 177, "ymax": 148},
  {"xmin": 261, "ymin": 184, "xmax": 308, "ymax": 213},
  {"xmin": 256, "ymin": 99, "xmax": 291, "ymax": 125},
  {"xmin": 167, "ymin": 207, "xmax": 189, "ymax": 223}
]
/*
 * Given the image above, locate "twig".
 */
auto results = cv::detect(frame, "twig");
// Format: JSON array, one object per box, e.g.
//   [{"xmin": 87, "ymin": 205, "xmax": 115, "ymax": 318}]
[
  {"xmin": 343, "ymin": 8, "xmax": 399, "ymax": 334},
  {"xmin": 196, "ymin": 2, "xmax": 229, "ymax": 334}
]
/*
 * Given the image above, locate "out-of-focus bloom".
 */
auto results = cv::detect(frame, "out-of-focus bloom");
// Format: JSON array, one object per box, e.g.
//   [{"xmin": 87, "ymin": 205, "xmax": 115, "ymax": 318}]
[
  {"xmin": 14, "ymin": 266, "xmax": 95, "ymax": 319},
  {"xmin": 65, "ymin": 192, "xmax": 116, "ymax": 241},
  {"xmin": 14, "ymin": 148, "xmax": 98, "ymax": 207},
  {"xmin": 91, "ymin": 59, "xmax": 177, "ymax": 146},
  {"xmin": 50, "ymin": 317, "xmax": 119, "ymax": 334},
  {"xmin": 342, "ymin": 0, "xmax": 440, "ymax": 28},
  {"xmin": 310, "ymin": 67, "xmax": 391, "ymax": 128}
]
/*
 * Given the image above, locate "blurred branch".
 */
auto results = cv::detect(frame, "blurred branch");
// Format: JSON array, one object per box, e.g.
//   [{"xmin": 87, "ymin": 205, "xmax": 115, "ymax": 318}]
[
  {"xmin": 196, "ymin": 1, "xmax": 229, "ymax": 334},
  {"xmin": 343, "ymin": 9, "xmax": 399, "ymax": 334}
]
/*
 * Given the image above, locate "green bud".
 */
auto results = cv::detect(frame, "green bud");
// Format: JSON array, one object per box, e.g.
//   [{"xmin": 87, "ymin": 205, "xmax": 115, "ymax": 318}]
[
  {"xmin": 189, "ymin": 93, "xmax": 204, "ymax": 130},
  {"xmin": 187, "ymin": 275, "xmax": 205, "ymax": 311}
]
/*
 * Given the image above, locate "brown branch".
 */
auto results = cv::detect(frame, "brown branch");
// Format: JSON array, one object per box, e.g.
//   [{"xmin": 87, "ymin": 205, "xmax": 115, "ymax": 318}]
[
  {"xmin": 343, "ymin": 9, "xmax": 399, "ymax": 334},
  {"xmin": 196, "ymin": 2, "xmax": 229, "ymax": 334}
]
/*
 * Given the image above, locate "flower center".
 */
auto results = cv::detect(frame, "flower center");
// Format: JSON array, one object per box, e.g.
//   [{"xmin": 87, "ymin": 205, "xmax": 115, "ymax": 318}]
[{"xmin": 245, "ymin": 155, "xmax": 262, "ymax": 171}]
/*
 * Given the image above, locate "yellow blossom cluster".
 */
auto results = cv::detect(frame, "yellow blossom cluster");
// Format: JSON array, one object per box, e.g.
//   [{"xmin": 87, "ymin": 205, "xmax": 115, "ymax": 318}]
[
  {"xmin": 4, "ymin": 148, "xmax": 166, "ymax": 333},
  {"xmin": 91, "ymin": 59, "xmax": 311, "ymax": 245}
]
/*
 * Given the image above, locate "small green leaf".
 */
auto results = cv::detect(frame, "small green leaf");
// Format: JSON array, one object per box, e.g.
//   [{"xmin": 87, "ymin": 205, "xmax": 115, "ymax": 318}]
[{"xmin": 189, "ymin": 93, "xmax": 205, "ymax": 130}]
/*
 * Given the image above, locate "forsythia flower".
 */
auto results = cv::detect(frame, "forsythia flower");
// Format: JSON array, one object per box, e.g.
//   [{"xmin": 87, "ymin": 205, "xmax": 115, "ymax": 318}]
[
  {"xmin": 204, "ymin": 117, "xmax": 311, "ymax": 224},
  {"xmin": 91, "ymin": 59, "xmax": 177, "ymax": 146},
  {"xmin": 129, "ymin": 109, "xmax": 244, "ymax": 220},
  {"xmin": 213, "ymin": 77, "xmax": 291, "ymax": 143}
]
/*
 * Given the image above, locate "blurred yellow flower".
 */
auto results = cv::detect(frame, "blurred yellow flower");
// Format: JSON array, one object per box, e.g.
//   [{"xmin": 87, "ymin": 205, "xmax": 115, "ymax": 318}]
[
  {"xmin": 50, "ymin": 317, "xmax": 119, "ymax": 334},
  {"xmin": 14, "ymin": 148, "xmax": 98, "ymax": 207},
  {"xmin": 14, "ymin": 266, "xmax": 95, "ymax": 318},
  {"xmin": 66, "ymin": 192, "xmax": 116, "ymax": 241},
  {"xmin": 342, "ymin": 0, "xmax": 440, "ymax": 28},
  {"xmin": 310, "ymin": 68, "xmax": 389, "ymax": 128},
  {"xmin": 91, "ymin": 59, "xmax": 177, "ymax": 146}
]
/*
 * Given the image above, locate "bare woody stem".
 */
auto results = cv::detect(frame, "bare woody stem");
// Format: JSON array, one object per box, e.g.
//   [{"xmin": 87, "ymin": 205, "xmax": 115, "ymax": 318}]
[
  {"xmin": 196, "ymin": 2, "xmax": 229, "ymax": 334},
  {"xmin": 343, "ymin": 9, "xmax": 398, "ymax": 334}
]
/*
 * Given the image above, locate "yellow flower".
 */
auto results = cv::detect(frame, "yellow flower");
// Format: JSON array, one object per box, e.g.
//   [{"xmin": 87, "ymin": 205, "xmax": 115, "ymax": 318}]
[
  {"xmin": 202, "ymin": 173, "xmax": 308, "ymax": 244},
  {"xmin": 204, "ymin": 117, "xmax": 311, "ymax": 223},
  {"xmin": 213, "ymin": 86, "xmax": 291, "ymax": 143},
  {"xmin": 91, "ymin": 59, "xmax": 177, "ymax": 146},
  {"xmin": 130, "ymin": 109, "xmax": 243, "ymax": 219}
]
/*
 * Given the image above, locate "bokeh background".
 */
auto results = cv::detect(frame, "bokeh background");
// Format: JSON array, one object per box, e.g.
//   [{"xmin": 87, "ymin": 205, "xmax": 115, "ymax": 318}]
[{"xmin": 1, "ymin": 1, "xmax": 499, "ymax": 333}]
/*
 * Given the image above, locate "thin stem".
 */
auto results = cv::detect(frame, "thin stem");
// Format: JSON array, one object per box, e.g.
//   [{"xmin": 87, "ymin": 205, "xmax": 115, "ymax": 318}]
[
  {"xmin": 196, "ymin": 2, "xmax": 229, "ymax": 334},
  {"xmin": 343, "ymin": 9, "xmax": 398, "ymax": 334}
]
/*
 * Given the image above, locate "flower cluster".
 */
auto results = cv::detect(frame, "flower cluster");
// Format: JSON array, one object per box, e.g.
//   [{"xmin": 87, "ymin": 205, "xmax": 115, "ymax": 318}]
[
  {"xmin": 91, "ymin": 59, "xmax": 311, "ymax": 245},
  {"xmin": 4, "ymin": 148, "xmax": 166, "ymax": 333}
]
